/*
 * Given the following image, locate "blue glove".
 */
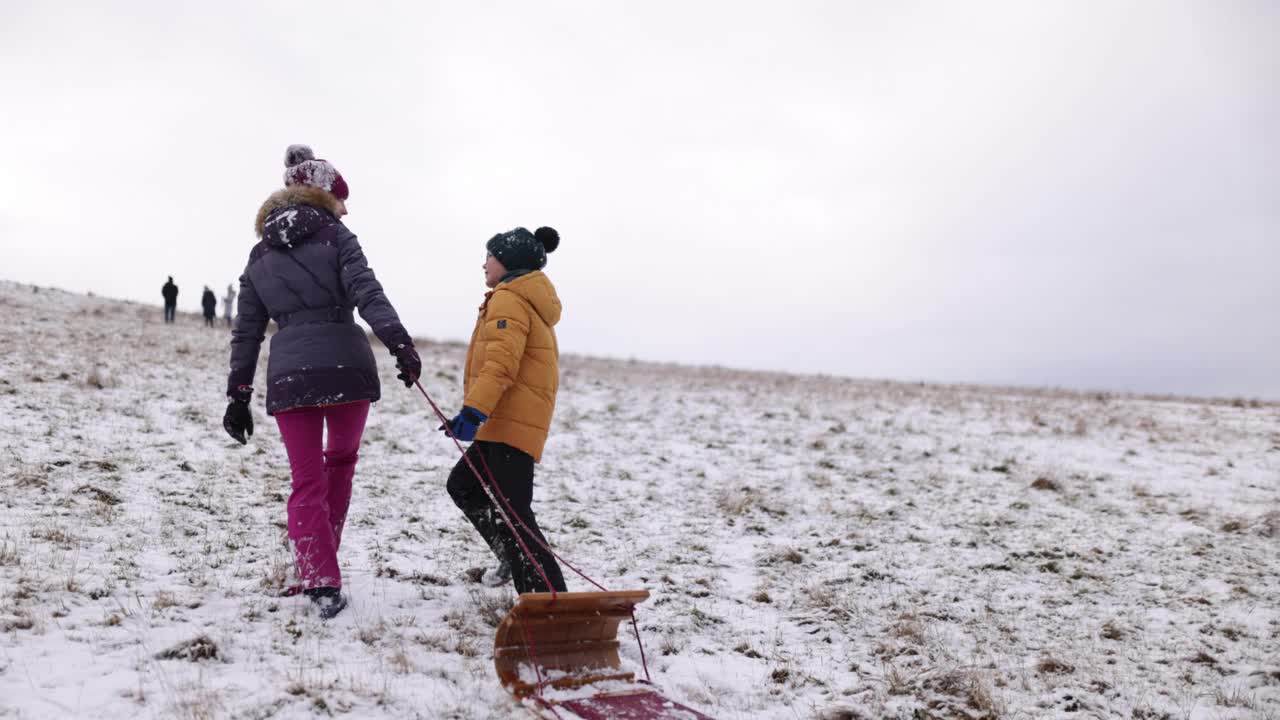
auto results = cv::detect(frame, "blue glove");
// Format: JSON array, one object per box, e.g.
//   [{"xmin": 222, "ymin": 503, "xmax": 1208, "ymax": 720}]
[{"xmin": 441, "ymin": 406, "xmax": 487, "ymax": 442}]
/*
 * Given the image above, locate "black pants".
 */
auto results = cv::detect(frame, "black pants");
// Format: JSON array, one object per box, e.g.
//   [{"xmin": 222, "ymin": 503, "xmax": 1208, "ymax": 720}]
[
  {"xmin": 447, "ymin": 441, "xmax": 566, "ymax": 594},
  {"xmin": 164, "ymin": 303, "xmax": 175, "ymax": 323}
]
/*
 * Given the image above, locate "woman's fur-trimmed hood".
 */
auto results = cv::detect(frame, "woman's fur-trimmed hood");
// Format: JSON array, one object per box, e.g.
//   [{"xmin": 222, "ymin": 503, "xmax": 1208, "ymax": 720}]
[{"xmin": 254, "ymin": 185, "xmax": 344, "ymax": 238}]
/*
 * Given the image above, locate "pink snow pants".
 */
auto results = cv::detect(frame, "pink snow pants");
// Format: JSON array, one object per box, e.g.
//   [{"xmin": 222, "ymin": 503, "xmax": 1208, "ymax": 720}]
[{"xmin": 275, "ymin": 400, "xmax": 370, "ymax": 590}]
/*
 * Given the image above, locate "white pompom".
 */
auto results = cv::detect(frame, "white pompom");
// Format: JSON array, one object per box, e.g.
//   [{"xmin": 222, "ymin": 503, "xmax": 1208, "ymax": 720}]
[{"xmin": 285, "ymin": 144, "xmax": 315, "ymax": 167}]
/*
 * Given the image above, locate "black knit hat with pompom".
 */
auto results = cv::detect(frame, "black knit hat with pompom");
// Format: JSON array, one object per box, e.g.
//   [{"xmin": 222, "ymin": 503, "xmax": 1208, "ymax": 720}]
[{"xmin": 486, "ymin": 226, "xmax": 559, "ymax": 272}]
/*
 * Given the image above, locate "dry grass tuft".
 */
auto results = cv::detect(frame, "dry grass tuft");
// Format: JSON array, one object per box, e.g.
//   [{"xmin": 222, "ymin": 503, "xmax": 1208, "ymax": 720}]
[
  {"xmin": 1100, "ymin": 621, "xmax": 1126, "ymax": 640},
  {"xmin": 154, "ymin": 635, "xmax": 219, "ymax": 662},
  {"xmin": 816, "ymin": 709, "xmax": 870, "ymax": 720},
  {"xmin": 1220, "ymin": 518, "xmax": 1246, "ymax": 533},
  {"xmin": 1189, "ymin": 650, "xmax": 1218, "ymax": 666},
  {"xmin": 816, "ymin": 708, "xmax": 869, "ymax": 720},
  {"xmin": 76, "ymin": 484, "xmax": 122, "ymax": 506},
  {"xmin": 0, "ymin": 537, "xmax": 18, "ymax": 567},
  {"xmin": 0, "ymin": 613, "xmax": 35, "ymax": 632},
  {"xmin": 716, "ymin": 486, "xmax": 760, "ymax": 515},
  {"xmin": 659, "ymin": 632, "xmax": 685, "ymax": 656},
  {"xmin": 467, "ymin": 587, "xmax": 515, "ymax": 628},
  {"xmin": 925, "ymin": 669, "xmax": 1002, "ymax": 718},
  {"xmin": 1213, "ymin": 685, "xmax": 1259, "ymax": 710},
  {"xmin": 1029, "ymin": 476, "xmax": 1060, "ymax": 492},
  {"xmin": 891, "ymin": 613, "xmax": 927, "ymax": 646},
  {"xmin": 85, "ymin": 365, "xmax": 118, "ymax": 389},
  {"xmin": 1258, "ymin": 510, "xmax": 1280, "ymax": 538},
  {"xmin": 1036, "ymin": 656, "xmax": 1075, "ymax": 675}
]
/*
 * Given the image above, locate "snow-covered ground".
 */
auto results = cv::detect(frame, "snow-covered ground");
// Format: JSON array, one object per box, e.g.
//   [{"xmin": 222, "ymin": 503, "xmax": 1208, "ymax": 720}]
[{"xmin": 0, "ymin": 278, "xmax": 1277, "ymax": 720}]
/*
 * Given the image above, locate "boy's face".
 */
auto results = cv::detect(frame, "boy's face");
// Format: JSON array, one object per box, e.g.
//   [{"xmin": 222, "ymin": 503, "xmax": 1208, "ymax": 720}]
[{"xmin": 483, "ymin": 253, "xmax": 506, "ymax": 289}]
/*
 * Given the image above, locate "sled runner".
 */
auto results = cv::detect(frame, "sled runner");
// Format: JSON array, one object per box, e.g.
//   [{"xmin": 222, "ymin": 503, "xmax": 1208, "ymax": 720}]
[{"xmin": 554, "ymin": 689, "xmax": 715, "ymax": 720}]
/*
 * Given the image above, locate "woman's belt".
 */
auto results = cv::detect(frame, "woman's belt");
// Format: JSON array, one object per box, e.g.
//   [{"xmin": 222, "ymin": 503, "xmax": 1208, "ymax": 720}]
[{"xmin": 274, "ymin": 307, "xmax": 354, "ymax": 329}]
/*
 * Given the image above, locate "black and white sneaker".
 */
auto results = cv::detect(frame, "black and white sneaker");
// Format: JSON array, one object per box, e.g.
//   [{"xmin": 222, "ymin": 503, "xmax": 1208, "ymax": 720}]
[
  {"xmin": 481, "ymin": 560, "xmax": 512, "ymax": 588},
  {"xmin": 304, "ymin": 586, "xmax": 348, "ymax": 620}
]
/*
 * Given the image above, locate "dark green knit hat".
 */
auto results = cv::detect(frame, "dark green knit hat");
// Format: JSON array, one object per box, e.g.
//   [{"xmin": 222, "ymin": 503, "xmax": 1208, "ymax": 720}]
[{"xmin": 486, "ymin": 226, "xmax": 560, "ymax": 272}]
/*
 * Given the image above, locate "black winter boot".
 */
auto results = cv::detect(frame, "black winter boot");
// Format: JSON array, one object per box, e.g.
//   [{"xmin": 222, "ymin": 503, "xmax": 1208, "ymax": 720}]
[
  {"xmin": 481, "ymin": 558, "xmax": 513, "ymax": 587},
  {"xmin": 304, "ymin": 586, "xmax": 348, "ymax": 620}
]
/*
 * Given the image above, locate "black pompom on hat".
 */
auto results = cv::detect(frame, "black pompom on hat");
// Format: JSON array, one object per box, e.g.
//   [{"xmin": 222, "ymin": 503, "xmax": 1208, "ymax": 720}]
[{"xmin": 487, "ymin": 226, "xmax": 559, "ymax": 272}]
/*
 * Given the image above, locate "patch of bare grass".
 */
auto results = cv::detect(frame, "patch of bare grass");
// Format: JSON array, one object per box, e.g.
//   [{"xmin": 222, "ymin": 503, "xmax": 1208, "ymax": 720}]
[
  {"xmin": 0, "ymin": 536, "xmax": 19, "ymax": 566},
  {"xmin": 0, "ymin": 612, "xmax": 35, "ymax": 632},
  {"xmin": 155, "ymin": 635, "xmax": 219, "ymax": 662},
  {"xmin": 924, "ymin": 669, "xmax": 1002, "ymax": 719},
  {"xmin": 1256, "ymin": 510, "xmax": 1280, "ymax": 538},
  {"xmin": 76, "ymin": 484, "xmax": 122, "ymax": 506},
  {"xmin": 890, "ymin": 613, "xmax": 927, "ymax": 646},
  {"xmin": 1220, "ymin": 518, "xmax": 1246, "ymax": 533},
  {"xmin": 759, "ymin": 547, "xmax": 804, "ymax": 567},
  {"xmin": 1036, "ymin": 656, "xmax": 1075, "ymax": 675},
  {"xmin": 1029, "ymin": 475, "xmax": 1060, "ymax": 492},
  {"xmin": 469, "ymin": 586, "xmax": 513, "ymax": 626},
  {"xmin": 716, "ymin": 486, "xmax": 760, "ymax": 515},
  {"xmin": 1100, "ymin": 620, "xmax": 1126, "ymax": 641},
  {"xmin": 85, "ymin": 365, "xmax": 118, "ymax": 389}
]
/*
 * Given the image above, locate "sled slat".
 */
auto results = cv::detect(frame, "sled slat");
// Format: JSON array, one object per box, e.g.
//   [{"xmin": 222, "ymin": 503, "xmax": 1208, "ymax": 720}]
[{"xmin": 494, "ymin": 590, "xmax": 649, "ymax": 698}]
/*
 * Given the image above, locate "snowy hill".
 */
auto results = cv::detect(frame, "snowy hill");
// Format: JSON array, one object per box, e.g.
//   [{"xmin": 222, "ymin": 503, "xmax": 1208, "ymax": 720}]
[{"xmin": 1, "ymin": 279, "xmax": 1277, "ymax": 720}]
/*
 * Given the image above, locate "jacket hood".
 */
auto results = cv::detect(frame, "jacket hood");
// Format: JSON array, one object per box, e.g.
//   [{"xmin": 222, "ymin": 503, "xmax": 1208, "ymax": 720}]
[
  {"xmin": 498, "ymin": 271, "xmax": 561, "ymax": 327},
  {"xmin": 254, "ymin": 185, "xmax": 344, "ymax": 246}
]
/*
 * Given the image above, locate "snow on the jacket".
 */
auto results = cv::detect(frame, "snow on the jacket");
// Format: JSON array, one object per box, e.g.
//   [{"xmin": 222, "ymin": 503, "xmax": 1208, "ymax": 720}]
[{"xmin": 0, "ymin": 278, "xmax": 1277, "ymax": 719}]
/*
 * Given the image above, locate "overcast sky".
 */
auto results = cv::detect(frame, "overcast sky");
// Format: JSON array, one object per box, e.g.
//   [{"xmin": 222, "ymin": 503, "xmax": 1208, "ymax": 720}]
[{"xmin": 3, "ymin": 1, "xmax": 1277, "ymax": 399}]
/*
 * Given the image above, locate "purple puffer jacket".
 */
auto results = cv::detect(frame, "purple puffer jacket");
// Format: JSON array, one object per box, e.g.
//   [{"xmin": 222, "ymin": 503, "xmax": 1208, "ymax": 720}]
[{"xmin": 227, "ymin": 185, "xmax": 413, "ymax": 415}]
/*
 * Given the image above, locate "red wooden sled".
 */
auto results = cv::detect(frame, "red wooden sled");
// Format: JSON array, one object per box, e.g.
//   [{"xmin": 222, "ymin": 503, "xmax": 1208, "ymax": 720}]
[
  {"xmin": 495, "ymin": 590, "xmax": 714, "ymax": 719},
  {"xmin": 415, "ymin": 381, "xmax": 714, "ymax": 719}
]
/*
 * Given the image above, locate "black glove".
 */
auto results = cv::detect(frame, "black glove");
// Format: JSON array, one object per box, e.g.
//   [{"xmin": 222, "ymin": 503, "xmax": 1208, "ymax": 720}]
[
  {"xmin": 223, "ymin": 385, "xmax": 254, "ymax": 445},
  {"xmin": 393, "ymin": 343, "xmax": 421, "ymax": 388}
]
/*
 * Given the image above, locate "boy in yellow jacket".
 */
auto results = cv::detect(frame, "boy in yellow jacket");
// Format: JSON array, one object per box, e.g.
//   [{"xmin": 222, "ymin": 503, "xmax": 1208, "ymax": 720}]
[{"xmin": 443, "ymin": 226, "xmax": 567, "ymax": 593}]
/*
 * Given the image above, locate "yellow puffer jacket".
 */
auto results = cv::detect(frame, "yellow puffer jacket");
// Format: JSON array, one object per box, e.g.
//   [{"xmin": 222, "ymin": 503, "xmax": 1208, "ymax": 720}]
[{"xmin": 463, "ymin": 271, "xmax": 561, "ymax": 462}]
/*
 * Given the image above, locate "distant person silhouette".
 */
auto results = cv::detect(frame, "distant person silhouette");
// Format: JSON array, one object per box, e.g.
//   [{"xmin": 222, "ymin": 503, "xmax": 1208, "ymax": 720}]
[
  {"xmin": 201, "ymin": 286, "xmax": 217, "ymax": 327},
  {"xmin": 223, "ymin": 284, "xmax": 237, "ymax": 327},
  {"xmin": 162, "ymin": 277, "xmax": 178, "ymax": 323}
]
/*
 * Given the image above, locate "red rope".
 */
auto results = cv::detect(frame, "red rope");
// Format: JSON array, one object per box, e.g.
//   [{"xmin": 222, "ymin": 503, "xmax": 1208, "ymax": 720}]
[
  {"xmin": 413, "ymin": 380, "xmax": 556, "ymax": 595},
  {"xmin": 411, "ymin": 378, "xmax": 654, "ymax": 711},
  {"xmin": 414, "ymin": 379, "xmax": 609, "ymax": 592},
  {"xmin": 414, "ymin": 379, "xmax": 571, "ymax": 712},
  {"xmin": 533, "ymin": 696, "xmax": 568, "ymax": 720},
  {"xmin": 519, "ymin": 618, "xmax": 548, "ymax": 693},
  {"xmin": 628, "ymin": 612, "xmax": 652, "ymax": 683},
  {"xmin": 473, "ymin": 447, "xmax": 609, "ymax": 592}
]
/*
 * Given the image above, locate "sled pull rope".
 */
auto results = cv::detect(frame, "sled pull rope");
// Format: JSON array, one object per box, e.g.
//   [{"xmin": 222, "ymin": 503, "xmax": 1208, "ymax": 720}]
[
  {"xmin": 474, "ymin": 446, "xmax": 609, "ymax": 592},
  {"xmin": 413, "ymin": 379, "xmax": 558, "ymax": 595},
  {"xmin": 534, "ymin": 696, "xmax": 569, "ymax": 720},
  {"xmin": 413, "ymin": 380, "xmax": 610, "ymax": 593},
  {"xmin": 414, "ymin": 379, "xmax": 651, "ymax": 715},
  {"xmin": 629, "ymin": 611, "xmax": 652, "ymax": 683},
  {"xmin": 517, "ymin": 619, "xmax": 546, "ymax": 690}
]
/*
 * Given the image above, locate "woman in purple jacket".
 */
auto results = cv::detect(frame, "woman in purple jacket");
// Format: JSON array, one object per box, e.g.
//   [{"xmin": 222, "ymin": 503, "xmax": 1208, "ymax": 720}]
[{"xmin": 222, "ymin": 144, "xmax": 421, "ymax": 619}]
